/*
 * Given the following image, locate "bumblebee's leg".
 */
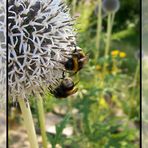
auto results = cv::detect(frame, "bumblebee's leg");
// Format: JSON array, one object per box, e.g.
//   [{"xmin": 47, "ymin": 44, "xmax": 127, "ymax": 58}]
[
  {"xmin": 62, "ymin": 54, "xmax": 73, "ymax": 59},
  {"xmin": 78, "ymin": 56, "xmax": 88, "ymax": 62},
  {"xmin": 72, "ymin": 43, "xmax": 83, "ymax": 53},
  {"xmin": 73, "ymin": 48, "xmax": 82, "ymax": 53},
  {"xmin": 69, "ymin": 72, "xmax": 77, "ymax": 77},
  {"xmin": 48, "ymin": 85, "xmax": 53, "ymax": 92},
  {"xmin": 85, "ymin": 52, "xmax": 90, "ymax": 56},
  {"xmin": 74, "ymin": 80, "xmax": 79, "ymax": 86},
  {"xmin": 66, "ymin": 88, "xmax": 78, "ymax": 95},
  {"xmin": 67, "ymin": 52, "xmax": 79, "ymax": 56},
  {"xmin": 62, "ymin": 71, "xmax": 65, "ymax": 78},
  {"xmin": 48, "ymin": 89, "xmax": 55, "ymax": 98},
  {"xmin": 71, "ymin": 42, "xmax": 77, "ymax": 52},
  {"xmin": 54, "ymin": 79, "xmax": 61, "ymax": 85}
]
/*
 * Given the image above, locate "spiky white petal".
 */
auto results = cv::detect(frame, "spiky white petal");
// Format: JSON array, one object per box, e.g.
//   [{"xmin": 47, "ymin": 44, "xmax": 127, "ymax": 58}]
[{"xmin": 8, "ymin": 0, "xmax": 77, "ymax": 101}]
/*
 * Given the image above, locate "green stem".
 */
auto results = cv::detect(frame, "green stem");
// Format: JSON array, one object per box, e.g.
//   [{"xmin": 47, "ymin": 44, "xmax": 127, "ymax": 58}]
[
  {"xmin": 72, "ymin": 0, "xmax": 76, "ymax": 15},
  {"xmin": 103, "ymin": 13, "xmax": 115, "ymax": 72},
  {"xmin": 36, "ymin": 93, "xmax": 48, "ymax": 148},
  {"xmin": 129, "ymin": 62, "xmax": 140, "ymax": 117},
  {"xmin": 19, "ymin": 99, "xmax": 39, "ymax": 148},
  {"xmin": 111, "ymin": 12, "xmax": 115, "ymax": 29},
  {"xmin": 95, "ymin": 0, "xmax": 102, "ymax": 61},
  {"xmin": 104, "ymin": 13, "xmax": 112, "ymax": 57}
]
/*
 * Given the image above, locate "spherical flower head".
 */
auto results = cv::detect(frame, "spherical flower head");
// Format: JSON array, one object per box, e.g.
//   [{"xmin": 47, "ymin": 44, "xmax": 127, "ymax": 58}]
[
  {"xmin": 0, "ymin": 0, "xmax": 6, "ymax": 110},
  {"xmin": 94, "ymin": 4, "xmax": 107, "ymax": 18},
  {"xmin": 8, "ymin": 0, "xmax": 77, "ymax": 101},
  {"xmin": 102, "ymin": 0, "xmax": 120, "ymax": 14}
]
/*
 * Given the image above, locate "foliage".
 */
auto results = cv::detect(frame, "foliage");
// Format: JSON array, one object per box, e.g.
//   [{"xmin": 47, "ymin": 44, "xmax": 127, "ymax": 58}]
[{"xmin": 45, "ymin": 0, "xmax": 139, "ymax": 147}]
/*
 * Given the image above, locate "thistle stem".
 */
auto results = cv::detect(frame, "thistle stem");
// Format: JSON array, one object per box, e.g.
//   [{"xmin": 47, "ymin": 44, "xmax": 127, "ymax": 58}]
[
  {"xmin": 111, "ymin": 12, "xmax": 115, "ymax": 29},
  {"xmin": 36, "ymin": 93, "xmax": 48, "ymax": 148},
  {"xmin": 18, "ymin": 99, "xmax": 39, "ymax": 148},
  {"xmin": 105, "ymin": 13, "xmax": 112, "ymax": 57},
  {"xmin": 103, "ymin": 12, "xmax": 115, "ymax": 72},
  {"xmin": 72, "ymin": 0, "xmax": 76, "ymax": 15},
  {"xmin": 95, "ymin": 0, "xmax": 102, "ymax": 62}
]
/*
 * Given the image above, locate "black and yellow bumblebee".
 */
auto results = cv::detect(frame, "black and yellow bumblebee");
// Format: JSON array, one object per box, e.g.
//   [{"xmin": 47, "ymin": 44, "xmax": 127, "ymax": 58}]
[
  {"xmin": 51, "ymin": 45, "xmax": 88, "ymax": 74},
  {"xmin": 64, "ymin": 47, "xmax": 88, "ymax": 74},
  {"xmin": 50, "ymin": 77, "xmax": 78, "ymax": 98},
  {"xmin": 63, "ymin": 45, "xmax": 88, "ymax": 74}
]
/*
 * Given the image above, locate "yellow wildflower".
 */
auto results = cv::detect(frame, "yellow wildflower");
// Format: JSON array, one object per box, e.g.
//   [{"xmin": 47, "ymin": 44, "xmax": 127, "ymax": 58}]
[
  {"xmin": 119, "ymin": 52, "xmax": 126, "ymax": 58},
  {"xmin": 99, "ymin": 98, "xmax": 108, "ymax": 108},
  {"xmin": 96, "ymin": 65, "xmax": 101, "ymax": 70},
  {"xmin": 111, "ymin": 50, "xmax": 119, "ymax": 57}
]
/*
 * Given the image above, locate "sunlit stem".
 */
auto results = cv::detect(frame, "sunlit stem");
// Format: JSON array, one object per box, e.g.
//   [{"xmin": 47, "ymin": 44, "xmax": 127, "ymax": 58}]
[
  {"xmin": 105, "ymin": 13, "xmax": 112, "ymax": 57},
  {"xmin": 72, "ymin": 0, "xmax": 77, "ymax": 15},
  {"xmin": 95, "ymin": 0, "xmax": 102, "ymax": 62},
  {"xmin": 103, "ymin": 12, "xmax": 115, "ymax": 72},
  {"xmin": 111, "ymin": 12, "xmax": 115, "ymax": 29},
  {"xmin": 36, "ymin": 93, "xmax": 48, "ymax": 148},
  {"xmin": 129, "ymin": 61, "xmax": 140, "ymax": 116},
  {"xmin": 18, "ymin": 99, "xmax": 39, "ymax": 148}
]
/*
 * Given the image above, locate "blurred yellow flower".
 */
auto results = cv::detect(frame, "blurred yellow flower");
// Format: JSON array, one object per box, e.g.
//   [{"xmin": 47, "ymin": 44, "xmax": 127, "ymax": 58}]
[
  {"xmin": 111, "ymin": 50, "xmax": 126, "ymax": 58},
  {"xmin": 119, "ymin": 52, "xmax": 126, "ymax": 58},
  {"xmin": 99, "ymin": 98, "xmax": 108, "ymax": 108},
  {"xmin": 96, "ymin": 65, "xmax": 101, "ymax": 70},
  {"xmin": 111, "ymin": 50, "xmax": 119, "ymax": 56}
]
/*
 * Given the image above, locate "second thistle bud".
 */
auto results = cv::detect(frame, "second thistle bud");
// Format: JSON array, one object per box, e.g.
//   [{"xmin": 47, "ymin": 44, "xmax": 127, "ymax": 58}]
[{"xmin": 102, "ymin": 0, "xmax": 120, "ymax": 14}]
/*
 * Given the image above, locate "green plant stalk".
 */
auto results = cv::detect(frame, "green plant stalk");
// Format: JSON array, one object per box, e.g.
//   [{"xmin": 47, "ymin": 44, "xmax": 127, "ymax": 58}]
[
  {"xmin": 133, "ymin": 62, "xmax": 140, "ymax": 86},
  {"xmin": 36, "ymin": 93, "xmax": 48, "ymax": 148},
  {"xmin": 95, "ymin": 0, "xmax": 102, "ymax": 61},
  {"xmin": 103, "ymin": 13, "xmax": 115, "ymax": 72},
  {"xmin": 129, "ymin": 62, "xmax": 140, "ymax": 117},
  {"xmin": 104, "ymin": 13, "xmax": 112, "ymax": 57},
  {"xmin": 18, "ymin": 99, "xmax": 39, "ymax": 148},
  {"xmin": 72, "ymin": 0, "xmax": 76, "ymax": 15},
  {"xmin": 111, "ymin": 12, "xmax": 115, "ymax": 29}
]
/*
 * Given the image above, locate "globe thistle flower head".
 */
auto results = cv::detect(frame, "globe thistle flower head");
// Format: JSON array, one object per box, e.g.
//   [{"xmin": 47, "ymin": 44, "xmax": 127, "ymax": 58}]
[
  {"xmin": 102, "ymin": 0, "xmax": 120, "ymax": 14},
  {"xmin": 8, "ymin": 0, "xmax": 77, "ymax": 101},
  {"xmin": 0, "ymin": 0, "xmax": 6, "ymax": 110},
  {"xmin": 94, "ymin": 4, "xmax": 107, "ymax": 18}
]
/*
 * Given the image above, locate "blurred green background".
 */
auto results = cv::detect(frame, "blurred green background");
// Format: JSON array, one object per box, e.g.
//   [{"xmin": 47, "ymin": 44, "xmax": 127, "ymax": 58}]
[
  {"xmin": 9, "ymin": 0, "xmax": 140, "ymax": 147},
  {"xmin": 142, "ymin": 0, "xmax": 148, "ymax": 147}
]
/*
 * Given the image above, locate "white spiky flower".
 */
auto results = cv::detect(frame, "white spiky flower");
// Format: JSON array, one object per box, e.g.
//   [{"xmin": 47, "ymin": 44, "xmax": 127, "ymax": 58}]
[
  {"xmin": 0, "ymin": 0, "xmax": 6, "ymax": 110},
  {"xmin": 8, "ymin": 0, "xmax": 77, "ymax": 101}
]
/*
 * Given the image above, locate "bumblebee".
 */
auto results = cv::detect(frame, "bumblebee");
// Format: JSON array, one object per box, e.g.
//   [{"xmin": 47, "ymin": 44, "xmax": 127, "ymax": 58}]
[
  {"xmin": 51, "ymin": 45, "xmax": 88, "ymax": 74},
  {"xmin": 64, "ymin": 47, "xmax": 88, "ymax": 73},
  {"xmin": 50, "ymin": 77, "xmax": 78, "ymax": 98}
]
